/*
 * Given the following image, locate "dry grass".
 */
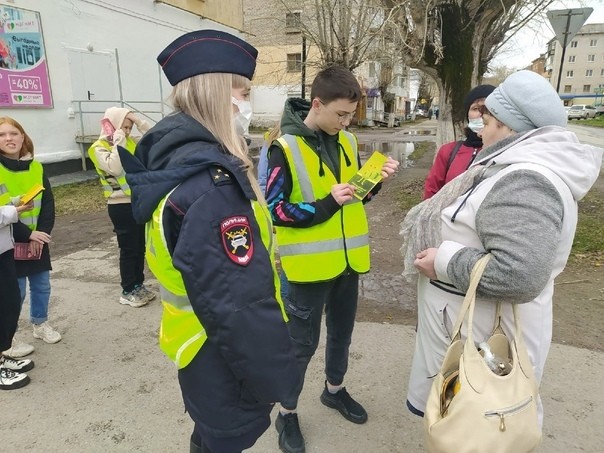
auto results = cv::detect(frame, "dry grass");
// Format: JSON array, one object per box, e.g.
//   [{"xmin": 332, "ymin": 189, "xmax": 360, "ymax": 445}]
[{"xmin": 52, "ymin": 180, "xmax": 106, "ymax": 217}]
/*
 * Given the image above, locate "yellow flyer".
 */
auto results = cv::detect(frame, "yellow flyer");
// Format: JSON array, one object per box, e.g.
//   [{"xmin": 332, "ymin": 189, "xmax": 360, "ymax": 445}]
[
  {"xmin": 18, "ymin": 183, "xmax": 45, "ymax": 206},
  {"xmin": 348, "ymin": 151, "xmax": 387, "ymax": 200}
]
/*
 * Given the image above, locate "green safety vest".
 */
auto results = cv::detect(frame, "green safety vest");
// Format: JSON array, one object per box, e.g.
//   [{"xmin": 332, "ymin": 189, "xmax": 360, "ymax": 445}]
[
  {"xmin": 147, "ymin": 186, "xmax": 288, "ymax": 369},
  {"xmin": 0, "ymin": 160, "xmax": 44, "ymax": 230},
  {"xmin": 275, "ymin": 131, "xmax": 370, "ymax": 282},
  {"xmin": 88, "ymin": 137, "xmax": 137, "ymax": 197}
]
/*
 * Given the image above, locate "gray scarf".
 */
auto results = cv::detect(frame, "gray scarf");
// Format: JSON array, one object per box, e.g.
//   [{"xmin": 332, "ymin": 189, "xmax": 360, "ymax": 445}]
[{"xmin": 400, "ymin": 134, "xmax": 522, "ymax": 282}]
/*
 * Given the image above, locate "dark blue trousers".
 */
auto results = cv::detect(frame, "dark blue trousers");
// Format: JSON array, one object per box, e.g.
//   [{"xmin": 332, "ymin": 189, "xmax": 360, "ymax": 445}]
[{"xmin": 281, "ymin": 272, "xmax": 359, "ymax": 410}]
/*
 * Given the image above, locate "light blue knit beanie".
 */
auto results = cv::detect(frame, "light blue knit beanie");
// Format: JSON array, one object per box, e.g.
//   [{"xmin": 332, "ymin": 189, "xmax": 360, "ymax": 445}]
[{"xmin": 485, "ymin": 70, "xmax": 567, "ymax": 132}]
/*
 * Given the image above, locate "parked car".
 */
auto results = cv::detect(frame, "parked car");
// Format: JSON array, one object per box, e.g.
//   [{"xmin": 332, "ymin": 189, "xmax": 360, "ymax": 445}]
[
  {"xmin": 567, "ymin": 104, "xmax": 597, "ymax": 120},
  {"xmin": 415, "ymin": 108, "xmax": 429, "ymax": 118}
]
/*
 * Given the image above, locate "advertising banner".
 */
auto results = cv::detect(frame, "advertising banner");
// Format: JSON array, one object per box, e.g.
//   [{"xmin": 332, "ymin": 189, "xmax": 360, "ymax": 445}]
[{"xmin": 0, "ymin": 5, "xmax": 52, "ymax": 108}]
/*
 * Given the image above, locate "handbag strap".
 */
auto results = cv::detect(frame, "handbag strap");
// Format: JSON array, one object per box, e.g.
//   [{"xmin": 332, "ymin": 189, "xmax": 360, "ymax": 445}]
[
  {"xmin": 450, "ymin": 254, "xmax": 491, "ymax": 340},
  {"xmin": 451, "ymin": 255, "xmax": 529, "ymax": 351}
]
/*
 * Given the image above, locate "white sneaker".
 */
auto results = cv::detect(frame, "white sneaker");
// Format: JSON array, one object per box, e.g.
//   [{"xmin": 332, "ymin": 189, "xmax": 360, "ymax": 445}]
[
  {"xmin": 0, "ymin": 366, "xmax": 30, "ymax": 390},
  {"xmin": 119, "ymin": 290, "xmax": 148, "ymax": 308},
  {"xmin": 2, "ymin": 341, "xmax": 34, "ymax": 358},
  {"xmin": 32, "ymin": 322, "xmax": 62, "ymax": 344}
]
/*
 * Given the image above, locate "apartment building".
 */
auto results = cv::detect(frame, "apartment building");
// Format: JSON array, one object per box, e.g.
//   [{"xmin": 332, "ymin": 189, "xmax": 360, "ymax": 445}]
[{"xmin": 546, "ymin": 23, "xmax": 604, "ymax": 106}]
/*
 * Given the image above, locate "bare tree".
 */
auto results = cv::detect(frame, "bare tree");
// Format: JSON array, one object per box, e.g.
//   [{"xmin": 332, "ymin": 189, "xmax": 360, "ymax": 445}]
[
  {"xmin": 483, "ymin": 64, "xmax": 517, "ymax": 86},
  {"xmin": 381, "ymin": 0, "xmax": 557, "ymax": 145},
  {"xmin": 280, "ymin": 0, "xmax": 399, "ymax": 70}
]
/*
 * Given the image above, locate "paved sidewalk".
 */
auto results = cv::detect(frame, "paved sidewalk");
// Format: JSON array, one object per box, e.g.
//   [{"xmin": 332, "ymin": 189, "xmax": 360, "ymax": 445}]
[
  {"xmin": 1, "ymin": 239, "xmax": 602, "ymax": 452},
  {"xmin": 48, "ymin": 169, "xmax": 98, "ymax": 187}
]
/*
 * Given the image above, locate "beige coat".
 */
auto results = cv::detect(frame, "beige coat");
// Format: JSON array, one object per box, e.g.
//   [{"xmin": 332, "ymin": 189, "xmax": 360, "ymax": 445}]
[{"xmin": 92, "ymin": 107, "xmax": 151, "ymax": 204}]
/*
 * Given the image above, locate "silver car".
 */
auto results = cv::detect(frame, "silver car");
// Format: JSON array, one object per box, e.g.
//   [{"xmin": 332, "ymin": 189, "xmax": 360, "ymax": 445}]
[{"xmin": 567, "ymin": 104, "xmax": 597, "ymax": 120}]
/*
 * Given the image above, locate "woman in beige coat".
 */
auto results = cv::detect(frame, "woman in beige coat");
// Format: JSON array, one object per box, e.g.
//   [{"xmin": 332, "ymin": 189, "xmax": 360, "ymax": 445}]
[{"xmin": 88, "ymin": 107, "xmax": 156, "ymax": 307}]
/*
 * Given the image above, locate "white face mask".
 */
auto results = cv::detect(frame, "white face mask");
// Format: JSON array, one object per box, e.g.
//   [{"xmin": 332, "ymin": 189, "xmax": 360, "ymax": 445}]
[
  {"xmin": 467, "ymin": 117, "xmax": 484, "ymax": 133},
  {"xmin": 232, "ymin": 97, "xmax": 253, "ymax": 137}
]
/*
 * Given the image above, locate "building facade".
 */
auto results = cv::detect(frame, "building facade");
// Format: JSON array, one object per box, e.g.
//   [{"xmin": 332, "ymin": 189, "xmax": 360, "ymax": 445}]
[
  {"xmin": 546, "ymin": 23, "xmax": 604, "ymax": 106},
  {"xmin": 0, "ymin": 0, "xmax": 242, "ymax": 169},
  {"xmin": 242, "ymin": 0, "xmax": 411, "ymax": 127}
]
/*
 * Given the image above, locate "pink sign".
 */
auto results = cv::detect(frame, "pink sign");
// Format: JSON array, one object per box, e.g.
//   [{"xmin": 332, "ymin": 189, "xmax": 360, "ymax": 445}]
[{"xmin": 0, "ymin": 6, "xmax": 53, "ymax": 108}]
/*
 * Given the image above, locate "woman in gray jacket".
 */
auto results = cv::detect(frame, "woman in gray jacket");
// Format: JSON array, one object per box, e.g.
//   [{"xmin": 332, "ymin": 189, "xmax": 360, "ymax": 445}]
[{"xmin": 401, "ymin": 70, "xmax": 603, "ymax": 426}]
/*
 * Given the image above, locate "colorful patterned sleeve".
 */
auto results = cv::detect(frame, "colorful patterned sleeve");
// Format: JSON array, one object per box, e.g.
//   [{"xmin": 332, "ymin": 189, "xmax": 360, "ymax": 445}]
[{"xmin": 265, "ymin": 145, "xmax": 340, "ymax": 228}]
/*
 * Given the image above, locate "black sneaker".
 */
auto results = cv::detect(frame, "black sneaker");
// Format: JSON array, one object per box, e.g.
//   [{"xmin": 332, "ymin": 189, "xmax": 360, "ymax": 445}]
[
  {"xmin": 0, "ymin": 366, "xmax": 30, "ymax": 390},
  {"xmin": 1, "ymin": 355, "xmax": 34, "ymax": 373},
  {"xmin": 275, "ymin": 412, "xmax": 305, "ymax": 453},
  {"xmin": 320, "ymin": 382, "xmax": 368, "ymax": 424}
]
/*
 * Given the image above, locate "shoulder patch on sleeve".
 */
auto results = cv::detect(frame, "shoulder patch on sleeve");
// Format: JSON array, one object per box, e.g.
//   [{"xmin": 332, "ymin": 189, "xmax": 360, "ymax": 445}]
[
  {"xmin": 209, "ymin": 165, "xmax": 233, "ymax": 186},
  {"xmin": 221, "ymin": 215, "xmax": 254, "ymax": 266}
]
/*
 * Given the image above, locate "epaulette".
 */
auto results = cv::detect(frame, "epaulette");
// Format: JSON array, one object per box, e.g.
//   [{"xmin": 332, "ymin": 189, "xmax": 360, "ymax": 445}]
[{"xmin": 209, "ymin": 165, "xmax": 233, "ymax": 186}]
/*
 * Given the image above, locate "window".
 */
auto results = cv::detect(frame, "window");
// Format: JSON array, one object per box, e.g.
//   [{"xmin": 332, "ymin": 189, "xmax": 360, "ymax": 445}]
[
  {"xmin": 583, "ymin": 84, "xmax": 591, "ymax": 92},
  {"xmin": 285, "ymin": 12, "xmax": 301, "ymax": 33},
  {"xmin": 601, "ymin": 69, "xmax": 604, "ymax": 76},
  {"xmin": 286, "ymin": 53, "xmax": 302, "ymax": 72},
  {"xmin": 566, "ymin": 70, "xmax": 574, "ymax": 78},
  {"xmin": 564, "ymin": 85, "xmax": 572, "ymax": 93},
  {"xmin": 586, "ymin": 69, "xmax": 593, "ymax": 77},
  {"xmin": 568, "ymin": 55, "xmax": 575, "ymax": 63},
  {"xmin": 588, "ymin": 54, "xmax": 595, "ymax": 62},
  {"xmin": 570, "ymin": 41, "xmax": 578, "ymax": 48},
  {"xmin": 589, "ymin": 39, "xmax": 597, "ymax": 47}
]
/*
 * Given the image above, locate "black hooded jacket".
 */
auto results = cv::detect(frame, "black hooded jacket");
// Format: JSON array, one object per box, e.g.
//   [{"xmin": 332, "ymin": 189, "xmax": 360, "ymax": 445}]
[
  {"xmin": 0, "ymin": 155, "xmax": 54, "ymax": 277},
  {"xmin": 118, "ymin": 112, "xmax": 298, "ymax": 437}
]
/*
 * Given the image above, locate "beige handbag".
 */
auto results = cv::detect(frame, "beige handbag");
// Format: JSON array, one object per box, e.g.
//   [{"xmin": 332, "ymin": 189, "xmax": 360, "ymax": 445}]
[{"xmin": 424, "ymin": 255, "xmax": 542, "ymax": 453}]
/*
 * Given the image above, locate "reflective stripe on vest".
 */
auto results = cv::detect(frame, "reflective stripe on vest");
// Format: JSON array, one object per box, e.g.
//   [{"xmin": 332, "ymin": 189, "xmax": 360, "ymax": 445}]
[
  {"xmin": 146, "ymin": 187, "xmax": 205, "ymax": 369},
  {"xmin": 147, "ymin": 186, "xmax": 288, "ymax": 369},
  {"xmin": 0, "ymin": 160, "xmax": 43, "ymax": 230},
  {"xmin": 0, "ymin": 183, "xmax": 10, "ymax": 206},
  {"xmin": 275, "ymin": 131, "xmax": 370, "ymax": 282},
  {"xmin": 88, "ymin": 138, "xmax": 137, "ymax": 197}
]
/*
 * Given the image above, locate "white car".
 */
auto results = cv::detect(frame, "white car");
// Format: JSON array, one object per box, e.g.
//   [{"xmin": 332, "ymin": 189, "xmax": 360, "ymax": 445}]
[{"xmin": 567, "ymin": 104, "xmax": 597, "ymax": 120}]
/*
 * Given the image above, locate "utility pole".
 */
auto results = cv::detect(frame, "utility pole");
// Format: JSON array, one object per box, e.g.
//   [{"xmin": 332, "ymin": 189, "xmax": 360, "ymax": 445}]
[{"xmin": 301, "ymin": 35, "xmax": 307, "ymax": 99}]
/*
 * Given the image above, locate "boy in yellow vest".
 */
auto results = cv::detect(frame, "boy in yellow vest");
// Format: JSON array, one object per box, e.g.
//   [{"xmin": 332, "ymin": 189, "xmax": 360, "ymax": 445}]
[{"xmin": 265, "ymin": 66, "xmax": 399, "ymax": 453}]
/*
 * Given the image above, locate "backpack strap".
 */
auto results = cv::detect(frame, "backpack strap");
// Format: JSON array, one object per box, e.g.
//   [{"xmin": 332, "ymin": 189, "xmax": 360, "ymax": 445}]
[{"xmin": 445, "ymin": 141, "xmax": 463, "ymax": 173}]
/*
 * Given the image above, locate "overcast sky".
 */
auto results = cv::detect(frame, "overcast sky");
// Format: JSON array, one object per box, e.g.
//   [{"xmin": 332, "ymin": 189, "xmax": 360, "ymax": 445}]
[{"xmin": 492, "ymin": 0, "xmax": 604, "ymax": 69}]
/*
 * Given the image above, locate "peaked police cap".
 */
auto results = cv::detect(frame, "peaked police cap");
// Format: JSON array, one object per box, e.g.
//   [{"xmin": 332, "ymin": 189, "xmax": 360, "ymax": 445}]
[{"xmin": 157, "ymin": 29, "xmax": 258, "ymax": 86}]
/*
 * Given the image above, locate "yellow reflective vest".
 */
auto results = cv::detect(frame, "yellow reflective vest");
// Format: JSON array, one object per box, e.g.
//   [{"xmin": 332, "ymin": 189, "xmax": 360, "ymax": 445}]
[
  {"xmin": 147, "ymin": 186, "xmax": 287, "ymax": 369},
  {"xmin": 0, "ymin": 159, "xmax": 44, "ymax": 230},
  {"xmin": 275, "ymin": 131, "xmax": 370, "ymax": 282},
  {"xmin": 88, "ymin": 137, "xmax": 137, "ymax": 197}
]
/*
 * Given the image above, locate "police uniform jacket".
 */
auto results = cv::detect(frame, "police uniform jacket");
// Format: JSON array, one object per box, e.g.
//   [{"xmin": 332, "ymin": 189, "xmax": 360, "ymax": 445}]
[{"xmin": 118, "ymin": 112, "xmax": 298, "ymax": 439}]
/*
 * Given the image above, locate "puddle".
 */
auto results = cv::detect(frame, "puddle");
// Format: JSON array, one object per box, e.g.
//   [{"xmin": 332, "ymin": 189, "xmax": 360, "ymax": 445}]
[
  {"xmin": 359, "ymin": 271, "xmax": 417, "ymax": 311},
  {"xmin": 358, "ymin": 142, "xmax": 415, "ymax": 168}
]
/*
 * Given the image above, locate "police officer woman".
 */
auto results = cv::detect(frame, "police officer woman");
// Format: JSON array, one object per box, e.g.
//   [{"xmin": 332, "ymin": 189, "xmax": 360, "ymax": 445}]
[{"xmin": 117, "ymin": 30, "xmax": 299, "ymax": 453}]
